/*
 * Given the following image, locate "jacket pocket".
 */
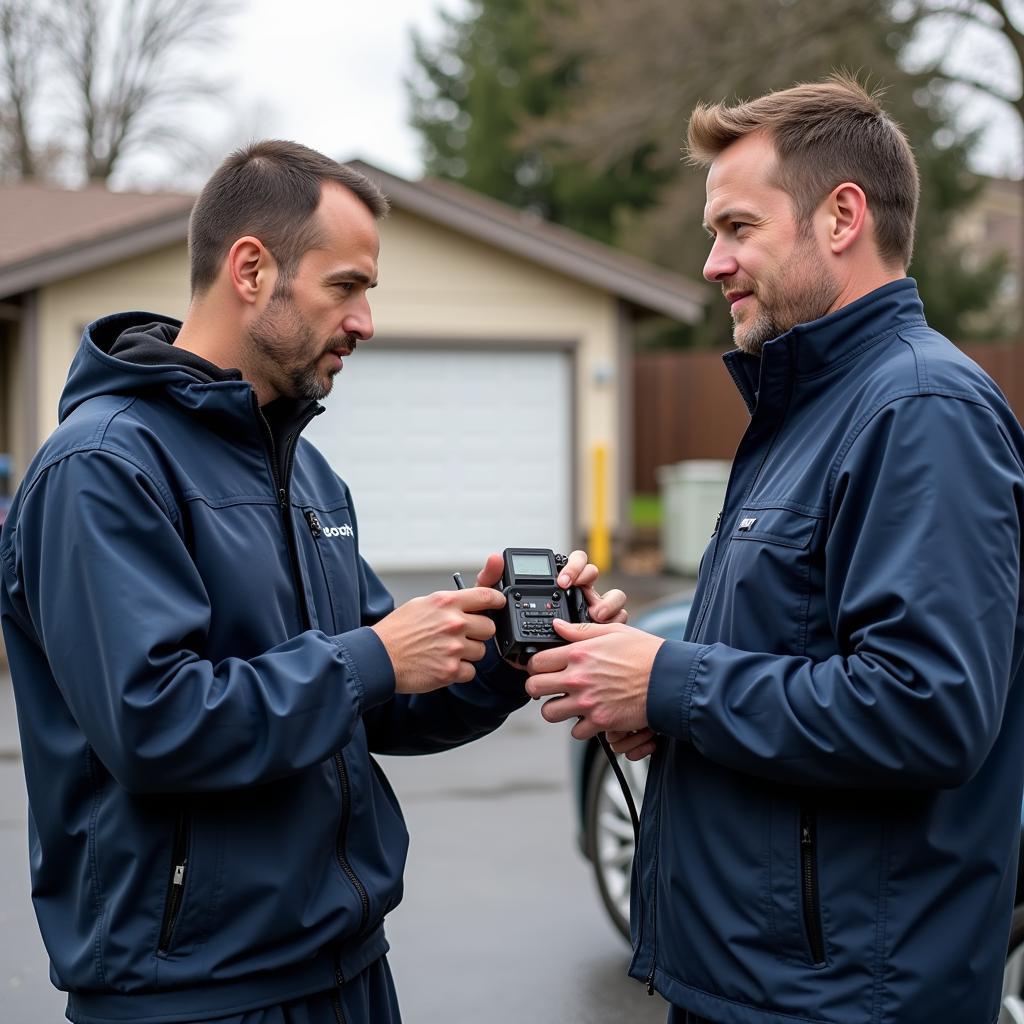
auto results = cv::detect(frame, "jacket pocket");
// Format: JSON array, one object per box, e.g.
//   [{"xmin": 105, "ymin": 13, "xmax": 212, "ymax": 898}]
[
  {"xmin": 767, "ymin": 797, "xmax": 828, "ymax": 967},
  {"xmin": 701, "ymin": 506, "xmax": 821, "ymax": 652},
  {"xmin": 157, "ymin": 812, "xmax": 191, "ymax": 956},
  {"xmin": 0, "ymin": 531, "xmax": 15, "ymax": 578},
  {"xmin": 799, "ymin": 808, "xmax": 826, "ymax": 965},
  {"xmin": 297, "ymin": 503, "xmax": 361, "ymax": 634},
  {"xmin": 730, "ymin": 505, "xmax": 818, "ymax": 549}
]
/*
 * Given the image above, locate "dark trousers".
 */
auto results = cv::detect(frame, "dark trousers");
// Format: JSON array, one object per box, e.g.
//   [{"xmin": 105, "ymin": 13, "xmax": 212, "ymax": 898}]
[
  {"xmin": 177, "ymin": 955, "xmax": 401, "ymax": 1024},
  {"xmin": 668, "ymin": 1009, "xmax": 717, "ymax": 1024}
]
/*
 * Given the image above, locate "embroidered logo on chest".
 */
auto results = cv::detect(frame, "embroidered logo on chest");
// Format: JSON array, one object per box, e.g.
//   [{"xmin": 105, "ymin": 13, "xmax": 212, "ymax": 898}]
[{"xmin": 322, "ymin": 524, "xmax": 354, "ymax": 539}]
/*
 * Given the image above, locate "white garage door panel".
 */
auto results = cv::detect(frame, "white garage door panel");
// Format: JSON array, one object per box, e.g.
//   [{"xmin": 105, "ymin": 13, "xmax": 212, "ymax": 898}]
[{"xmin": 304, "ymin": 347, "xmax": 572, "ymax": 570}]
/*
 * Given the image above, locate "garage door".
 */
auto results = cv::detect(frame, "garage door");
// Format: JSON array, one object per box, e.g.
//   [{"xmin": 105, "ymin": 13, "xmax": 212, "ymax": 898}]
[{"xmin": 304, "ymin": 345, "xmax": 573, "ymax": 570}]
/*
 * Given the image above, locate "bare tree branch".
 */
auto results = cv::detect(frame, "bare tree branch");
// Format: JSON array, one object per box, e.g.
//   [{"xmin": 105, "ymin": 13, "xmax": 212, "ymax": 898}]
[
  {"xmin": 0, "ymin": 0, "xmax": 43, "ymax": 178},
  {"xmin": 925, "ymin": 65, "xmax": 1021, "ymax": 104},
  {"xmin": 911, "ymin": 0, "xmax": 1008, "ymax": 28},
  {"xmin": 0, "ymin": 0, "xmax": 236, "ymax": 183}
]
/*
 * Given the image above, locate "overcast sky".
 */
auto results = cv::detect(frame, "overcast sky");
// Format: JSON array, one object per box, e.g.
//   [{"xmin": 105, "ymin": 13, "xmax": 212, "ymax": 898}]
[
  {"xmin": 119, "ymin": 0, "xmax": 1021, "ymax": 190},
  {"xmin": 120, "ymin": 0, "xmax": 468, "ymax": 189},
  {"xmin": 220, "ymin": 0, "xmax": 469, "ymax": 178}
]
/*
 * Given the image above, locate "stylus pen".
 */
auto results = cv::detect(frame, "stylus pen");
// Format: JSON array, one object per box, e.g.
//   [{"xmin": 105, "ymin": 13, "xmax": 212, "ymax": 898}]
[{"xmin": 452, "ymin": 572, "xmax": 466, "ymax": 590}]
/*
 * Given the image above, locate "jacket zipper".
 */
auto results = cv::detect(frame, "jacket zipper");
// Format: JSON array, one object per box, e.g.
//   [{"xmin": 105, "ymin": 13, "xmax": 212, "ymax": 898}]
[
  {"xmin": 645, "ymin": 853, "xmax": 658, "ymax": 994},
  {"xmin": 644, "ymin": 765, "xmax": 663, "ymax": 995},
  {"xmin": 253, "ymin": 401, "xmax": 316, "ymax": 630},
  {"xmin": 331, "ymin": 991, "xmax": 346, "ymax": 1024},
  {"xmin": 306, "ymin": 509, "xmax": 339, "ymax": 633},
  {"xmin": 633, "ymin": 744, "xmax": 662, "ymax": 995},
  {"xmin": 334, "ymin": 753, "xmax": 370, "ymax": 931},
  {"xmin": 800, "ymin": 809, "xmax": 825, "ymax": 965},
  {"xmin": 687, "ymin": 359, "xmax": 793, "ymax": 645},
  {"xmin": 158, "ymin": 812, "xmax": 190, "ymax": 953},
  {"xmin": 251, "ymin": 398, "xmax": 373, "ymax": 942}
]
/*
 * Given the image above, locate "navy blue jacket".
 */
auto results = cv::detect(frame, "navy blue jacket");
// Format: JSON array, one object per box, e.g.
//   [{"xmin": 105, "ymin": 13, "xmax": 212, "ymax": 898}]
[
  {"xmin": 0, "ymin": 313, "xmax": 528, "ymax": 1023},
  {"xmin": 632, "ymin": 281, "xmax": 1024, "ymax": 1023}
]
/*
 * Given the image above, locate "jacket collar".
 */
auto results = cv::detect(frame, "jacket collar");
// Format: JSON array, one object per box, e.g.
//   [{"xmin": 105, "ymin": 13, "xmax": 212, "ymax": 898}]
[
  {"xmin": 723, "ymin": 278, "xmax": 925, "ymax": 413},
  {"xmin": 62, "ymin": 311, "xmax": 321, "ymax": 439}
]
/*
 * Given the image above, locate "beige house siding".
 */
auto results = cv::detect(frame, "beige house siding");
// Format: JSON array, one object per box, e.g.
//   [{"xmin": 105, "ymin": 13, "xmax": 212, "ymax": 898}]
[
  {"xmin": 35, "ymin": 244, "xmax": 191, "ymax": 441},
  {"xmin": 28, "ymin": 208, "xmax": 623, "ymax": 537}
]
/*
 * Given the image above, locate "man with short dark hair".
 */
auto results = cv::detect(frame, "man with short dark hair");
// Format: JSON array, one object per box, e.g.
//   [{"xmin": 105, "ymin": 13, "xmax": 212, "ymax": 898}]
[
  {"xmin": 0, "ymin": 140, "xmax": 625, "ymax": 1023},
  {"xmin": 526, "ymin": 76, "xmax": 1024, "ymax": 1023}
]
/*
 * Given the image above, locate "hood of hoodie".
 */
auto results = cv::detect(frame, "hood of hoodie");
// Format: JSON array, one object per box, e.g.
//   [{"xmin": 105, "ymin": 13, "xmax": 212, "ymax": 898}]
[
  {"xmin": 106, "ymin": 317, "xmax": 241, "ymax": 384},
  {"xmin": 59, "ymin": 311, "xmax": 248, "ymax": 424},
  {"xmin": 59, "ymin": 311, "xmax": 320, "ymax": 444}
]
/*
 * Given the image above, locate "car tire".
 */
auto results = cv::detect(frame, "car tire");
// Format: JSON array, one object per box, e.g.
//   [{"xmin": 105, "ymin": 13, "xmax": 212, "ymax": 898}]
[
  {"xmin": 1004, "ymin": 904, "xmax": 1024, "ymax": 1023},
  {"xmin": 583, "ymin": 746, "xmax": 647, "ymax": 942}
]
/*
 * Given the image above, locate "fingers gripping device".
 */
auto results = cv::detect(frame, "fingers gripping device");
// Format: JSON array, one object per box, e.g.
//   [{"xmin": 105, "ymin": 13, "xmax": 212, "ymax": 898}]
[
  {"xmin": 491, "ymin": 548, "xmax": 591, "ymax": 662},
  {"xmin": 491, "ymin": 548, "xmax": 640, "ymax": 846}
]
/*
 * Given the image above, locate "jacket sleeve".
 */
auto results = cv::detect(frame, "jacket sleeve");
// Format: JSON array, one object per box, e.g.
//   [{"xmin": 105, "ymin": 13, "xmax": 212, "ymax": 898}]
[
  {"xmin": 361, "ymin": 641, "xmax": 528, "ymax": 755},
  {"xmin": 3, "ymin": 448, "xmax": 394, "ymax": 794},
  {"xmin": 348, "ymin": 507, "xmax": 529, "ymax": 755},
  {"xmin": 647, "ymin": 394, "xmax": 1024, "ymax": 789}
]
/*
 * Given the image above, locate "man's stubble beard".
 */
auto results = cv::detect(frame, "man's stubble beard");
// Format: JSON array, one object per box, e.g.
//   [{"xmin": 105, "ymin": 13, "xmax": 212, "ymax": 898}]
[
  {"xmin": 247, "ymin": 286, "xmax": 356, "ymax": 402},
  {"xmin": 732, "ymin": 234, "xmax": 840, "ymax": 357}
]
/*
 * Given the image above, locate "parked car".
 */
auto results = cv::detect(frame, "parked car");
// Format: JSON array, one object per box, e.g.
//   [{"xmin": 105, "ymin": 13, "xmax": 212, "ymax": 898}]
[{"xmin": 569, "ymin": 595, "xmax": 1024, "ymax": 1022}]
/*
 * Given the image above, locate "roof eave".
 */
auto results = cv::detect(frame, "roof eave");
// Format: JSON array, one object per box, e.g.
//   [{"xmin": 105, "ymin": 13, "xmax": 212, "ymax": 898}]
[
  {"xmin": 0, "ymin": 210, "xmax": 191, "ymax": 299},
  {"xmin": 0, "ymin": 167, "xmax": 708, "ymax": 324},
  {"xmin": 351, "ymin": 161, "xmax": 706, "ymax": 324}
]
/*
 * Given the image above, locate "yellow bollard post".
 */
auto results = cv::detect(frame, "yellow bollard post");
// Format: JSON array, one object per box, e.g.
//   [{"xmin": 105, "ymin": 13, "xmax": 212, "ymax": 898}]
[{"xmin": 589, "ymin": 444, "xmax": 611, "ymax": 571}]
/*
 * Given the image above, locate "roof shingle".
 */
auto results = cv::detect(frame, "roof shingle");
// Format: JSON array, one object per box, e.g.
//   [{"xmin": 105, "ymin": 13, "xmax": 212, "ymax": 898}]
[{"xmin": 0, "ymin": 183, "xmax": 193, "ymax": 270}]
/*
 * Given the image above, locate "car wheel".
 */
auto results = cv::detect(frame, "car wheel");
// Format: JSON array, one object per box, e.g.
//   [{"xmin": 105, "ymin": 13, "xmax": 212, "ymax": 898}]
[
  {"xmin": 584, "ymin": 747, "xmax": 648, "ymax": 941},
  {"xmin": 1003, "ymin": 904, "xmax": 1024, "ymax": 1023}
]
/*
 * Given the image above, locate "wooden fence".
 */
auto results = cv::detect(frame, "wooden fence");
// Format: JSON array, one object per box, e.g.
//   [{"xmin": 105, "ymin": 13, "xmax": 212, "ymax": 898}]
[{"xmin": 633, "ymin": 342, "xmax": 1024, "ymax": 493}]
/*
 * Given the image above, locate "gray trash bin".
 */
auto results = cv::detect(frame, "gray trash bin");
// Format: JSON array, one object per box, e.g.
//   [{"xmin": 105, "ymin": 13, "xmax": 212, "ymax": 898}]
[{"xmin": 657, "ymin": 459, "xmax": 730, "ymax": 575}]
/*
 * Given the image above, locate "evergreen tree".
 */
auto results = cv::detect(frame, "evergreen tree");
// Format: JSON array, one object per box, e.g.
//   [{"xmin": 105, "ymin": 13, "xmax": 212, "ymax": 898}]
[
  {"xmin": 408, "ymin": 0, "xmax": 667, "ymax": 245},
  {"xmin": 409, "ymin": 0, "xmax": 1009, "ymax": 344}
]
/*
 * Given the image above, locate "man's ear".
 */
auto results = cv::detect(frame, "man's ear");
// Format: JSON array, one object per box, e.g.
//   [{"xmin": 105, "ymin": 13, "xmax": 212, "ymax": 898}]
[
  {"xmin": 226, "ymin": 236, "xmax": 276, "ymax": 306},
  {"xmin": 827, "ymin": 182, "xmax": 869, "ymax": 256}
]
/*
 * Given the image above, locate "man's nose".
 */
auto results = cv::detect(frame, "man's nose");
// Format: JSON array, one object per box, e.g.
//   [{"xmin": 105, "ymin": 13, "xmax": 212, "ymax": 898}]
[
  {"xmin": 344, "ymin": 299, "xmax": 374, "ymax": 341},
  {"xmin": 703, "ymin": 237, "xmax": 738, "ymax": 283}
]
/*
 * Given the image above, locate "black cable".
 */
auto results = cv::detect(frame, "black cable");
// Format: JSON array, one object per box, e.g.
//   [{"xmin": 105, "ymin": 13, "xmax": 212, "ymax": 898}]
[
  {"xmin": 597, "ymin": 731, "xmax": 640, "ymax": 847},
  {"xmin": 569, "ymin": 587, "xmax": 641, "ymax": 847}
]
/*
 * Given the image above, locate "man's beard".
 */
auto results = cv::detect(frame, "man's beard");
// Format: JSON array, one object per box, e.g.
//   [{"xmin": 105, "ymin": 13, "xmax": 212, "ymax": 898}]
[
  {"xmin": 729, "ymin": 237, "xmax": 839, "ymax": 356},
  {"xmin": 247, "ymin": 288, "xmax": 357, "ymax": 401}
]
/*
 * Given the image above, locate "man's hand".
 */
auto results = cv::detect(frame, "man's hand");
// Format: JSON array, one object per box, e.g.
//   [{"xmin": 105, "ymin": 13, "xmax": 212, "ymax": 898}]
[
  {"xmin": 525, "ymin": 621, "xmax": 664, "ymax": 741},
  {"xmin": 605, "ymin": 727, "xmax": 658, "ymax": 761},
  {"xmin": 371, "ymin": 586, "xmax": 505, "ymax": 694},
  {"xmin": 554, "ymin": 549, "xmax": 629, "ymax": 625},
  {"xmin": 474, "ymin": 552, "xmax": 508, "ymax": 589}
]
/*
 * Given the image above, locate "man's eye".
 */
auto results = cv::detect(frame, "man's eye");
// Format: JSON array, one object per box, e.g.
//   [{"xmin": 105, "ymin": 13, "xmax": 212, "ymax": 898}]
[
  {"xmin": 335, "ymin": 282, "xmax": 355, "ymax": 295},
  {"xmin": 731, "ymin": 222, "xmax": 749, "ymax": 234}
]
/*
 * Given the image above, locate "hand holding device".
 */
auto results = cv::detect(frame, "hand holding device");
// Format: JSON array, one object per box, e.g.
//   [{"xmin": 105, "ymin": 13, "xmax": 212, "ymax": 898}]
[
  {"xmin": 461, "ymin": 548, "xmax": 626, "ymax": 665},
  {"xmin": 549, "ymin": 551, "xmax": 629, "ymax": 627},
  {"xmin": 524, "ymin": 619, "xmax": 663, "ymax": 739},
  {"xmin": 371, "ymin": 585, "xmax": 505, "ymax": 694}
]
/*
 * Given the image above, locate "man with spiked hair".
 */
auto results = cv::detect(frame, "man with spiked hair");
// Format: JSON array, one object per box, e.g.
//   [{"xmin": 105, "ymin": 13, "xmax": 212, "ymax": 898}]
[{"xmin": 526, "ymin": 76, "xmax": 1024, "ymax": 1023}]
